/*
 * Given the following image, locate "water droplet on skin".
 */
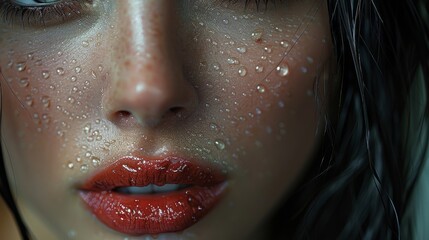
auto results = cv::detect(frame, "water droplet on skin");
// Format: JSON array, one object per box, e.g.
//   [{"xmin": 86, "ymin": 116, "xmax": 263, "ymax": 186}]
[
  {"xmin": 41, "ymin": 96, "xmax": 51, "ymax": 108},
  {"xmin": 211, "ymin": 62, "xmax": 223, "ymax": 72},
  {"xmin": 251, "ymin": 29, "xmax": 264, "ymax": 43},
  {"xmin": 71, "ymin": 76, "xmax": 77, "ymax": 82},
  {"xmin": 25, "ymin": 95, "xmax": 34, "ymax": 107},
  {"xmin": 236, "ymin": 46, "xmax": 247, "ymax": 54},
  {"xmin": 41, "ymin": 114, "xmax": 50, "ymax": 124},
  {"xmin": 80, "ymin": 164, "xmax": 89, "ymax": 173},
  {"xmin": 301, "ymin": 66, "xmax": 308, "ymax": 74},
  {"xmin": 238, "ymin": 67, "xmax": 247, "ymax": 77},
  {"xmin": 67, "ymin": 96, "xmax": 75, "ymax": 104},
  {"xmin": 306, "ymin": 57, "xmax": 314, "ymax": 64},
  {"xmin": 214, "ymin": 139, "xmax": 226, "ymax": 150},
  {"xmin": 209, "ymin": 123, "xmax": 219, "ymax": 132},
  {"xmin": 16, "ymin": 62, "xmax": 26, "ymax": 72},
  {"xmin": 256, "ymin": 84, "xmax": 266, "ymax": 93},
  {"xmin": 82, "ymin": 41, "xmax": 89, "ymax": 47},
  {"xmin": 255, "ymin": 65, "xmax": 264, "ymax": 73},
  {"xmin": 42, "ymin": 70, "xmax": 50, "ymax": 79},
  {"xmin": 85, "ymin": 151, "xmax": 92, "ymax": 158},
  {"xmin": 227, "ymin": 57, "xmax": 239, "ymax": 65},
  {"xmin": 19, "ymin": 78, "xmax": 29, "ymax": 88},
  {"xmin": 223, "ymin": 19, "xmax": 229, "ymax": 24},
  {"xmin": 7, "ymin": 61, "xmax": 13, "ymax": 69},
  {"xmin": 264, "ymin": 47, "xmax": 272, "ymax": 53},
  {"xmin": 278, "ymin": 100, "xmax": 285, "ymax": 108},
  {"xmin": 27, "ymin": 53, "xmax": 34, "ymax": 60},
  {"xmin": 75, "ymin": 66, "xmax": 82, "ymax": 74},
  {"xmin": 255, "ymin": 108, "xmax": 262, "ymax": 115},
  {"xmin": 67, "ymin": 162, "xmax": 74, "ymax": 169},
  {"xmin": 91, "ymin": 70, "xmax": 97, "ymax": 79},
  {"xmin": 280, "ymin": 40, "xmax": 290, "ymax": 48},
  {"xmin": 57, "ymin": 130, "xmax": 65, "ymax": 138},
  {"xmin": 98, "ymin": 65, "xmax": 103, "ymax": 72},
  {"xmin": 56, "ymin": 67, "xmax": 65, "ymax": 76},
  {"xmin": 91, "ymin": 156, "xmax": 101, "ymax": 167},
  {"xmin": 276, "ymin": 64, "xmax": 289, "ymax": 77}
]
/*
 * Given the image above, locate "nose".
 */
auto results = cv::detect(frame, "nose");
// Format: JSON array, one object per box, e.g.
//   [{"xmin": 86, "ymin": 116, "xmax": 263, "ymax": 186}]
[{"xmin": 103, "ymin": 1, "xmax": 198, "ymax": 128}]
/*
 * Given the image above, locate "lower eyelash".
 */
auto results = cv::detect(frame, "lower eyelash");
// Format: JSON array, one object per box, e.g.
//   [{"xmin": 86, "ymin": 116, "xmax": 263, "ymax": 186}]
[{"xmin": 0, "ymin": 0, "xmax": 92, "ymax": 27}]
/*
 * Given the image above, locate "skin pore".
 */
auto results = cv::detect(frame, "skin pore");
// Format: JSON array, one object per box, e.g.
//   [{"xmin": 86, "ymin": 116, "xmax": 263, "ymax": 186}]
[{"xmin": 0, "ymin": 0, "xmax": 332, "ymax": 239}]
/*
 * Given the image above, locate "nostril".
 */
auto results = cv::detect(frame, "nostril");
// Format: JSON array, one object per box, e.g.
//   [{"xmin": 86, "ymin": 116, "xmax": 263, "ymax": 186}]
[
  {"xmin": 163, "ymin": 106, "xmax": 186, "ymax": 119},
  {"xmin": 117, "ymin": 111, "xmax": 132, "ymax": 118},
  {"xmin": 111, "ymin": 110, "xmax": 133, "ymax": 127}
]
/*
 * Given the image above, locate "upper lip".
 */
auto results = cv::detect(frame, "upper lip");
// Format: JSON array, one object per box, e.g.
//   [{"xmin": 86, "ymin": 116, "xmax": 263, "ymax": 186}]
[{"xmin": 80, "ymin": 155, "xmax": 227, "ymax": 191}]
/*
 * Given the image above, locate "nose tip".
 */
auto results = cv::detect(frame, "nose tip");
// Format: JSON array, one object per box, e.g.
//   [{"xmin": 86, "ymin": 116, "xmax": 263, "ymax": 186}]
[{"xmin": 106, "ymin": 78, "xmax": 198, "ymax": 128}]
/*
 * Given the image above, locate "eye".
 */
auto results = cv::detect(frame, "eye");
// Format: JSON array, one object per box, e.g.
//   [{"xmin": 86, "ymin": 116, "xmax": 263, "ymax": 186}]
[
  {"xmin": 11, "ymin": 0, "xmax": 61, "ymax": 7},
  {"xmin": 0, "ymin": 0, "xmax": 94, "ymax": 27}
]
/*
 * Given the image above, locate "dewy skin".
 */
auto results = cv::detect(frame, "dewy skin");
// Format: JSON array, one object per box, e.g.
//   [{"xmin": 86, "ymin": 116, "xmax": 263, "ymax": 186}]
[{"xmin": 0, "ymin": 1, "xmax": 332, "ymax": 239}]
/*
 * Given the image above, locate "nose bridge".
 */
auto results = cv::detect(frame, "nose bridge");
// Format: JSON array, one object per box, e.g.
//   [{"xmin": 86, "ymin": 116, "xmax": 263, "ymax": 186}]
[
  {"xmin": 117, "ymin": 1, "xmax": 175, "ymax": 60},
  {"xmin": 106, "ymin": 1, "xmax": 197, "ymax": 128}
]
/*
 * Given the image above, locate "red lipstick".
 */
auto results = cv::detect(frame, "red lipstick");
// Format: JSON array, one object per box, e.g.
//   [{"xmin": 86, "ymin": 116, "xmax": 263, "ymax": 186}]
[{"xmin": 79, "ymin": 156, "xmax": 227, "ymax": 236}]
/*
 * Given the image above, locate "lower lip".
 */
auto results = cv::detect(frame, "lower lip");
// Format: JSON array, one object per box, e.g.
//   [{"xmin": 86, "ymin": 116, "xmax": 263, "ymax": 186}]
[
  {"xmin": 79, "ymin": 157, "xmax": 227, "ymax": 236},
  {"xmin": 79, "ymin": 184, "xmax": 226, "ymax": 236}
]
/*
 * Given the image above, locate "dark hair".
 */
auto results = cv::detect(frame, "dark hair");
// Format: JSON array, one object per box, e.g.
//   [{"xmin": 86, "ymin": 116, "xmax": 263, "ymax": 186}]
[
  {"xmin": 270, "ymin": 0, "xmax": 429, "ymax": 239},
  {"xmin": 1, "ymin": 0, "xmax": 429, "ymax": 239}
]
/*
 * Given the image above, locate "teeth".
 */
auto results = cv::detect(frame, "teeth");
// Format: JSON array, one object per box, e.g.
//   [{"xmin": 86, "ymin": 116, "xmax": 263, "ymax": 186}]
[{"xmin": 115, "ymin": 184, "xmax": 188, "ymax": 195}]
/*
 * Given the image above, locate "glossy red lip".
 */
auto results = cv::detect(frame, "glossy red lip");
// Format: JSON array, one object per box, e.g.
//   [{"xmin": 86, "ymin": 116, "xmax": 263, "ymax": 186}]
[{"xmin": 79, "ymin": 156, "xmax": 227, "ymax": 236}]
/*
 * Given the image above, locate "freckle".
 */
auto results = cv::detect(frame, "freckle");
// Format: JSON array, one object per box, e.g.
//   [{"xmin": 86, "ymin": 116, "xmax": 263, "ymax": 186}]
[{"xmin": 251, "ymin": 28, "xmax": 264, "ymax": 43}]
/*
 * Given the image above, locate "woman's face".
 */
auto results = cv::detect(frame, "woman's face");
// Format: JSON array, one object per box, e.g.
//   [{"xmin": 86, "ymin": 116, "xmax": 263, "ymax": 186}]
[{"xmin": 0, "ymin": 0, "xmax": 331, "ymax": 239}]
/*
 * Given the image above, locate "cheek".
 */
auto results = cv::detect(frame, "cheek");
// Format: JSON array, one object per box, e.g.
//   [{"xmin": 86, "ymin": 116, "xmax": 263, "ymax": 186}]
[
  {"xmin": 179, "ymin": 0, "xmax": 332, "ymax": 168},
  {"xmin": 0, "ymin": 24, "xmax": 110, "ymax": 195}
]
